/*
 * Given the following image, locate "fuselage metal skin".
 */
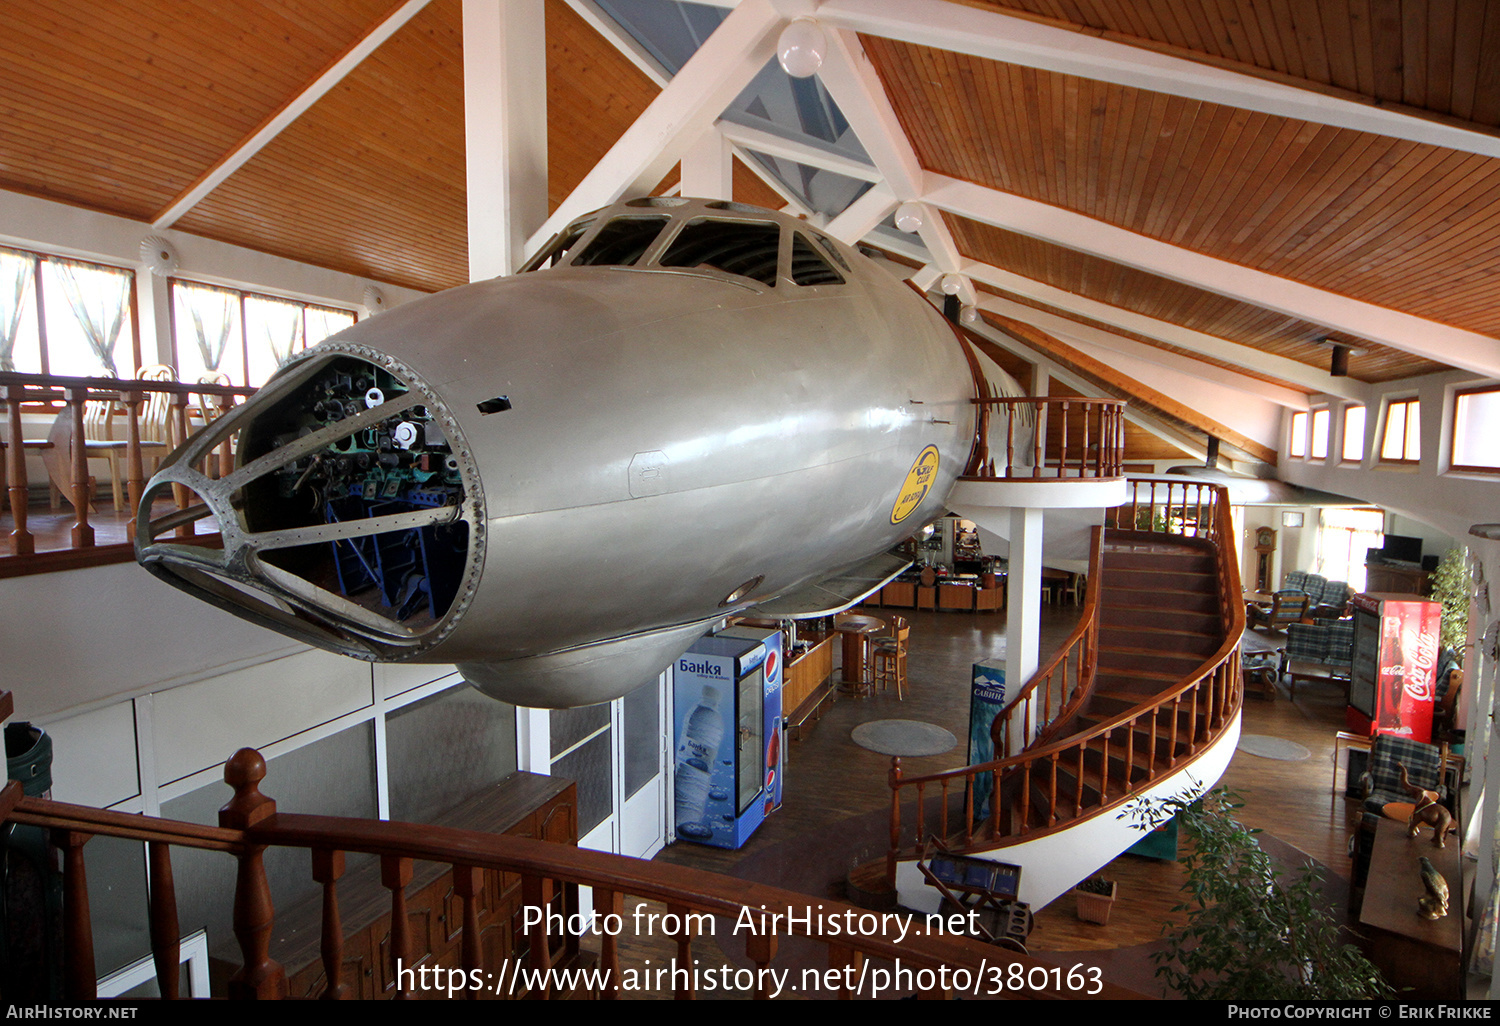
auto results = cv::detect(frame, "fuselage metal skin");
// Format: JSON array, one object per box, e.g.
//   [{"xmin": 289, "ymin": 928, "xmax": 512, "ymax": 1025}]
[{"xmin": 136, "ymin": 199, "xmax": 981, "ymax": 708}]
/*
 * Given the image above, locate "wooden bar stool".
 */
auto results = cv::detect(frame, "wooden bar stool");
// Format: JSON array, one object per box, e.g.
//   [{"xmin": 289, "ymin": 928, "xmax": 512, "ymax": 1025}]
[{"xmin": 873, "ymin": 616, "xmax": 910, "ymax": 699}]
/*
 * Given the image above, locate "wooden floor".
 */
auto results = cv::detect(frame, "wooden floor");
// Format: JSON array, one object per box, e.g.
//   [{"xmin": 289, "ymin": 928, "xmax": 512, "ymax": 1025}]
[{"xmin": 654, "ymin": 607, "xmax": 1357, "ymax": 959}]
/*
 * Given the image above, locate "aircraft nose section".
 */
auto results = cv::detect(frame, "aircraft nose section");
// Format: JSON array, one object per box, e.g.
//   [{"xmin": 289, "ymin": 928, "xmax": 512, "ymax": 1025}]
[{"xmin": 134, "ymin": 345, "xmax": 486, "ymax": 660}]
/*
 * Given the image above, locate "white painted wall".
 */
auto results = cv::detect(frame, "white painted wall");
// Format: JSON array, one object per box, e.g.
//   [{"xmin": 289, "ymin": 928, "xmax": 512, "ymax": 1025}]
[{"xmin": 1278, "ymin": 370, "xmax": 1499, "ymax": 544}]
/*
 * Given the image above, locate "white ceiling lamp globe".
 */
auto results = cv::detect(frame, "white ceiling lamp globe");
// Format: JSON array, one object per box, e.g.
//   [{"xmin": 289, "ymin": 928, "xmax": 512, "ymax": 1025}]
[
  {"xmin": 777, "ymin": 19, "xmax": 826, "ymax": 78},
  {"xmin": 959, "ymin": 306, "xmax": 979, "ymax": 325},
  {"xmin": 894, "ymin": 202, "xmax": 923, "ymax": 233},
  {"xmin": 940, "ymin": 272, "xmax": 968, "ymax": 296}
]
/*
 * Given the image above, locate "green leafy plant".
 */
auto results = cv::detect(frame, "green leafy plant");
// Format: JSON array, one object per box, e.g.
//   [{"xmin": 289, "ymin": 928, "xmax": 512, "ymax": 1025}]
[
  {"xmin": 1430, "ymin": 547, "xmax": 1472, "ymax": 653},
  {"xmin": 1123, "ymin": 786, "xmax": 1391, "ymax": 1000}
]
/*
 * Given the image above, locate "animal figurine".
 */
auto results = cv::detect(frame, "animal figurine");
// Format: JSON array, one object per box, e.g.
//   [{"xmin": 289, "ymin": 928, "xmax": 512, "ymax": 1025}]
[
  {"xmin": 1418, "ymin": 856, "xmax": 1449, "ymax": 920},
  {"xmin": 1399, "ymin": 762, "xmax": 1455, "ymax": 848}
]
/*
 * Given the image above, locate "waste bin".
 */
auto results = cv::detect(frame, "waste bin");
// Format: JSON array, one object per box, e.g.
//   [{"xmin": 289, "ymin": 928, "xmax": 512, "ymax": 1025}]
[{"xmin": 3, "ymin": 722, "xmax": 63, "ymax": 1000}]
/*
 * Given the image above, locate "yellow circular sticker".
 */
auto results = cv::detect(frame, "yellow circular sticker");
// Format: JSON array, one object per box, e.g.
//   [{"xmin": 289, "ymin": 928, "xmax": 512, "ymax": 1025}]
[{"xmin": 890, "ymin": 445, "xmax": 940, "ymax": 524}]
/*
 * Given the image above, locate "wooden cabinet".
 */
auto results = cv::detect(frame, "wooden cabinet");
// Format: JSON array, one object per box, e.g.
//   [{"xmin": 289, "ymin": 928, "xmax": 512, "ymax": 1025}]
[
  {"xmin": 244, "ymin": 773, "xmax": 578, "ymax": 1000},
  {"xmin": 1365, "ymin": 560, "xmax": 1432, "ymax": 597},
  {"xmin": 1357, "ymin": 818, "xmax": 1462, "ymax": 999}
]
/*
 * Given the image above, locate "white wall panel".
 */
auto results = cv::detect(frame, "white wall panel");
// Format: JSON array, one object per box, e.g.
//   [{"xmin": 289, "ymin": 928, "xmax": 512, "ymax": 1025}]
[
  {"xmin": 38, "ymin": 701, "xmax": 139, "ymax": 808},
  {"xmin": 151, "ymin": 650, "xmax": 373, "ymax": 786}
]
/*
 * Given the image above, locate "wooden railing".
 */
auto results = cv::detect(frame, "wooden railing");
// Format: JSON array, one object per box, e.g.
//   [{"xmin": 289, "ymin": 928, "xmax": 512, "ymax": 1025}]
[
  {"xmin": 0, "ymin": 371, "xmax": 252, "ymax": 570},
  {"xmin": 886, "ymin": 481, "xmax": 1244, "ymax": 884},
  {"xmin": 962, "ymin": 397, "xmax": 1125, "ymax": 481},
  {"xmin": 0, "ymin": 737, "xmax": 1139, "ymax": 1001}
]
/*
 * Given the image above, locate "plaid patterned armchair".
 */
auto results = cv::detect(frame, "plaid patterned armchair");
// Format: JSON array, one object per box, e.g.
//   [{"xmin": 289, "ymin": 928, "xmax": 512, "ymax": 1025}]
[
  {"xmin": 1359, "ymin": 734, "xmax": 1447, "ymax": 829},
  {"xmin": 1282, "ymin": 618, "xmax": 1354, "ymax": 698}
]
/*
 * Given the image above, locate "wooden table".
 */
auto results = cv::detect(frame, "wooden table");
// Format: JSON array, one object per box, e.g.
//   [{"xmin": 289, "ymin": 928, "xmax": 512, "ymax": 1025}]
[
  {"xmin": 834, "ymin": 613, "xmax": 886, "ymax": 694},
  {"xmin": 1357, "ymin": 817, "xmax": 1463, "ymax": 999}
]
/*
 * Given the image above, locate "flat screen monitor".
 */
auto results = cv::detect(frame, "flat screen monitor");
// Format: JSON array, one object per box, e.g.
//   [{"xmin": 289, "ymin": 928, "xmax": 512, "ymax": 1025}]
[{"xmin": 1381, "ymin": 535, "xmax": 1423, "ymax": 564}]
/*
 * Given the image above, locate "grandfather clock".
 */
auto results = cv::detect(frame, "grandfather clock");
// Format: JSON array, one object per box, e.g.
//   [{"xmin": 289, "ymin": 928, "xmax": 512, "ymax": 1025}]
[{"xmin": 1254, "ymin": 527, "xmax": 1277, "ymax": 592}]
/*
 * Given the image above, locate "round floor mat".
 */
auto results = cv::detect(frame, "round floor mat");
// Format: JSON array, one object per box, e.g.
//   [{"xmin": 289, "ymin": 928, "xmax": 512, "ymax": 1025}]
[
  {"xmin": 1237, "ymin": 733, "xmax": 1311, "ymax": 761},
  {"xmin": 850, "ymin": 719, "xmax": 958, "ymax": 757}
]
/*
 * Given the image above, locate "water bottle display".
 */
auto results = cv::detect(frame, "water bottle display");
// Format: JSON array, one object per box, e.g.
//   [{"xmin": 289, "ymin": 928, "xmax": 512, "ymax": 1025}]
[
  {"xmin": 673, "ymin": 628, "xmax": 783, "ymax": 849},
  {"xmin": 674, "ymin": 685, "xmax": 723, "ymax": 837}
]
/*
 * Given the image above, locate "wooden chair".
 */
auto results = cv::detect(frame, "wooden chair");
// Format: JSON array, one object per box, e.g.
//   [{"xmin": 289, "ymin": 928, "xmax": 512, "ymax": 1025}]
[
  {"xmin": 873, "ymin": 616, "xmax": 910, "ymax": 699},
  {"xmin": 1247, "ymin": 590, "xmax": 1309, "ymax": 631}
]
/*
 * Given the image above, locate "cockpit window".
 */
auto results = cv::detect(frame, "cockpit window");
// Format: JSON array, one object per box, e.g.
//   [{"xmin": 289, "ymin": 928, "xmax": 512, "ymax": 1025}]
[
  {"xmin": 790, "ymin": 232, "xmax": 845, "ymax": 286},
  {"xmin": 658, "ymin": 218, "xmax": 781, "ymax": 287},
  {"xmin": 518, "ymin": 220, "xmax": 592, "ymax": 272},
  {"xmin": 572, "ymin": 216, "xmax": 671, "ymax": 267},
  {"xmin": 806, "ymin": 229, "xmax": 851, "ymax": 274}
]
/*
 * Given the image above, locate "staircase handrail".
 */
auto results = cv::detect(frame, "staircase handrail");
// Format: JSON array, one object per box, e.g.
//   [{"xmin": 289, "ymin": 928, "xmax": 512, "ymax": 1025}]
[
  {"xmin": 886, "ymin": 481, "xmax": 1243, "ymax": 881},
  {"xmin": 986, "ymin": 526, "xmax": 1105, "ymax": 762},
  {"xmin": 0, "ymin": 739, "xmax": 1139, "ymax": 1001}
]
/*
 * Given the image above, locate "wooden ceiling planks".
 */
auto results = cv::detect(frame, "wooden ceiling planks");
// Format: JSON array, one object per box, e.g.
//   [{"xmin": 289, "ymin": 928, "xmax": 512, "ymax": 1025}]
[
  {"xmin": 957, "ymin": 0, "xmax": 1500, "ymax": 128},
  {"xmin": 0, "ymin": 0, "xmax": 395, "ymax": 220},
  {"xmin": 951, "ymin": 214, "xmax": 1449, "ymax": 382},
  {"xmin": 175, "ymin": 0, "xmax": 469, "ymax": 294},
  {"xmin": 864, "ymin": 33, "xmax": 1500, "ymax": 340}
]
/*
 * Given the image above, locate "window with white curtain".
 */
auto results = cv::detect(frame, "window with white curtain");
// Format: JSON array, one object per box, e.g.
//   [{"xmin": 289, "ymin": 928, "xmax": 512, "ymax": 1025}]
[
  {"xmin": 0, "ymin": 246, "xmax": 137, "ymax": 377},
  {"xmin": 170, "ymin": 280, "xmax": 355, "ymax": 387},
  {"xmin": 1316, "ymin": 507, "xmax": 1384, "ymax": 591}
]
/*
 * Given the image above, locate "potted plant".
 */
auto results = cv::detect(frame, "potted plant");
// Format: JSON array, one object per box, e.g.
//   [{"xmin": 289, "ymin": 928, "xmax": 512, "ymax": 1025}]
[
  {"xmin": 1122, "ymin": 786, "xmax": 1391, "ymax": 999},
  {"xmin": 1430, "ymin": 547, "xmax": 1472, "ymax": 652},
  {"xmin": 1074, "ymin": 874, "xmax": 1117, "ymax": 924}
]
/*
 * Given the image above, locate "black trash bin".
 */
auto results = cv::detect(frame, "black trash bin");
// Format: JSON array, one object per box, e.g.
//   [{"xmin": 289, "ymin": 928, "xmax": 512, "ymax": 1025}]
[{"xmin": 3, "ymin": 722, "xmax": 63, "ymax": 1000}]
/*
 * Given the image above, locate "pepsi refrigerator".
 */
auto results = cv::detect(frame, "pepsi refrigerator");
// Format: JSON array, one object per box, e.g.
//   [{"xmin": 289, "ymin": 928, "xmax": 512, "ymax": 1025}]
[
  {"xmin": 1348, "ymin": 593, "xmax": 1441, "ymax": 743},
  {"xmin": 672, "ymin": 627, "xmax": 784, "ymax": 849}
]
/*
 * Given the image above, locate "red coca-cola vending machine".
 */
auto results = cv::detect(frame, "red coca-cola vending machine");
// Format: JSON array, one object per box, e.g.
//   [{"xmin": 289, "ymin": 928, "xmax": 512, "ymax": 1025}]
[{"xmin": 1348, "ymin": 592, "xmax": 1442, "ymax": 742}]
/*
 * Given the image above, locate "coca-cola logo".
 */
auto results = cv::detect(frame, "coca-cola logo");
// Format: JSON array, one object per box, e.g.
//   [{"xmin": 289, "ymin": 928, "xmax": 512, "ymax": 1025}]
[{"xmin": 1405, "ymin": 628, "xmax": 1439, "ymax": 702}]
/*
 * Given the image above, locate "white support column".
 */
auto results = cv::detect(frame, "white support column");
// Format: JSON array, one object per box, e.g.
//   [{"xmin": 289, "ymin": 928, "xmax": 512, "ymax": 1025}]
[
  {"xmin": 463, "ymin": 0, "xmax": 548, "ymax": 280},
  {"xmin": 134, "ymin": 269, "xmax": 173, "ymax": 368},
  {"xmin": 681, "ymin": 131, "xmax": 734, "ymax": 201},
  {"xmin": 1005, "ymin": 506, "xmax": 1044, "ymax": 749},
  {"xmin": 515, "ymin": 706, "xmax": 552, "ymax": 774}
]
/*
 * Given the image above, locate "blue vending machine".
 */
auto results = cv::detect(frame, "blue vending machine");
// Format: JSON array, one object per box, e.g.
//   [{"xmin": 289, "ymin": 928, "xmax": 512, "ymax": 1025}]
[{"xmin": 672, "ymin": 628, "xmax": 784, "ymax": 849}]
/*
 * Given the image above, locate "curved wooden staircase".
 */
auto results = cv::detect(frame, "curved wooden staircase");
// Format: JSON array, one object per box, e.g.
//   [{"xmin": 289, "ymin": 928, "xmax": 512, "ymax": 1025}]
[{"xmin": 864, "ymin": 481, "xmax": 1245, "ymax": 911}]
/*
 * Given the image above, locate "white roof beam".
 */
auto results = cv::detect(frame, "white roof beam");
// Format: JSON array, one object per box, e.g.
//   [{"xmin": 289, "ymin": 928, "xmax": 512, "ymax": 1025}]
[
  {"xmin": 716, "ymin": 122, "xmax": 880, "ymax": 181},
  {"xmin": 817, "ymin": 0, "xmax": 1500, "ymax": 161},
  {"xmin": 977, "ymin": 293, "xmax": 1311, "ymax": 410},
  {"xmin": 526, "ymin": 0, "xmax": 783, "ymax": 252},
  {"xmin": 823, "ymin": 184, "xmax": 895, "ymax": 244},
  {"xmin": 562, "ymin": 0, "xmax": 671, "ymax": 86},
  {"xmin": 816, "ymin": 27, "xmax": 926, "ymax": 200},
  {"xmin": 957, "ymin": 258, "xmax": 1369, "ymax": 402},
  {"xmin": 152, "ymin": 0, "xmax": 431, "ymax": 229},
  {"xmin": 924, "ymin": 173, "xmax": 1500, "ymax": 380}
]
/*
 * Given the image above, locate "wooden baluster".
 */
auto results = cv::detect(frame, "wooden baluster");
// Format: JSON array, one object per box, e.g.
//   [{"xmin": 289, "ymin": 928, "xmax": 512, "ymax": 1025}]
[
  {"xmin": 988, "ymin": 768, "xmax": 1001, "ymax": 840},
  {"xmin": 829, "ymin": 945, "xmax": 862, "ymax": 999},
  {"xmin": 1031, "ymin": 401, "xmax": 1042, "ymax": 477},
  {"xmin": 1188, "ymin": 687, "xmax": 1200, "ymax": 752},
  {"xmin": 1100, "ymin": 730, "xmax": 1110, "ymax": 799},
  {"xmin": 1149, "ymin": 704, "xmax": 1160, "ymax": 773},
  {"xmin": 746, "ymin": 921, "xmax": 777, "ymax": 999},
  {"xmin": 1080, "ymin": 402, "xmax": 1091, "ymax": 477},
  {"xmin": 975, "ymin": 401, "xmax": 991, "ymax": 475},
  {"xmin": 593, "ymin": 886, "xmax": 623, "ymax": 999},
  {"xmin": 939, "ymin": 778, "xmax": 949, "ymax": 841},
  {"xmin": 915, "ymin": 782, "xmax": 926, "ymax": 845},
  {"xmin": 216, "ymin": 394, "xmax": 234, "ymax": 479},
  {"xmin": 1005, "ymin": 407, "xmax": 1016, "ymax": 477},
  {"xmin": 520, "ymin": 873, "xmax": 550, "ymax": 999},
  {"xmin": 963, "ymin": 771, "xmax": 974, "ymax": 844},
  {"xmin": 1017, "ymin": 762, "xmax": 1031, "ymax": 835},
  {"xmin": 4, "ymin": 387, "xmax": 34, "ymax": 555},
  {"xmin": 172, "ymin": 392, "xmax": 192, "ymax": 535},
  {"xmin": 1126, "ymin": 716, "xmax": 1136, "ymax": 791},
  {"xmin": 54, "ymin": 830, "xmax": 97, "ymax": 1000},
  {"xmin": 147, "ymin": 841, "xmax": 181, "ymax": 999},
  {"xmin": 887, "ymin": 758, "xmax": 902, "ymax": 887},
  {"xmin": 665, "ymin": 903, "xmax": 696, "ymax": 999},
  {"xmin": 312, "ymin": 849, "xmax": 349, "ymax": 999},
  {"xmin": 1058, "ymin": 400, "xmax": 1069, "ymax": 477},
  {"xmin": 453, "ymin": 864, "xmax": 485, "ymax": 1000},
  {"xmin": 121, "ymin": 389, "xmax": 145, "ymax": 533},
  {"xmin": 1047, "ymin": 753, "xmax": 1058, "ymax": 826},
  {"xmin": 1074, "ymin": 745, "xmax": 1085, "ymax": 817},
  {"xmin": 66, "ymin": 389, "xmax": 93, "ymax": 547},
  {"xmin": 219, "ymin": 749, "xmax": 287, "ymax": 999}
]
